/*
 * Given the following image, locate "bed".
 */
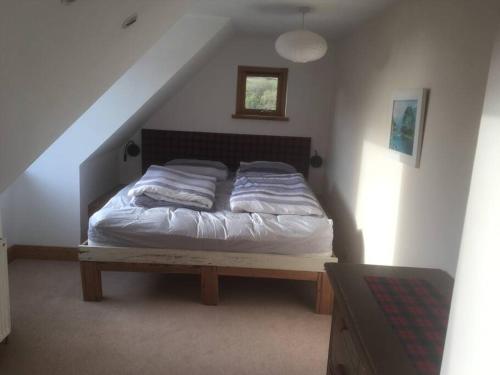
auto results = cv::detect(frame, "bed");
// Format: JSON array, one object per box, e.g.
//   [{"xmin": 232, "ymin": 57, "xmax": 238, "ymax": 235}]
[{"xmin": 79, "ymin": 130, "xmax": 338, "ymax": 314}]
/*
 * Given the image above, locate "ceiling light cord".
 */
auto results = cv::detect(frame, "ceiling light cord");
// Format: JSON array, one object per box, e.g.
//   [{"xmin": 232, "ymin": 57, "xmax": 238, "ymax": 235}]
[{"xmin": 299, "ymin": 7, "xmax": 308, "ymax": 30}]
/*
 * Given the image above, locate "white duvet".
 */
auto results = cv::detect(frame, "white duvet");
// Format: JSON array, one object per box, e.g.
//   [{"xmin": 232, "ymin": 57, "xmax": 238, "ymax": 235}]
[{"xmin": 88, "ymin": 180, "xmax": 334, "ymax": 256}]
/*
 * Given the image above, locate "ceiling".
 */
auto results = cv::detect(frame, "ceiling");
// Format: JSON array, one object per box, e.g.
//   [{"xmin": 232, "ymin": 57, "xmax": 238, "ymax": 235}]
[{"xmin": 188, "ymin": 0, "xmax": 399, "ymax": 40}]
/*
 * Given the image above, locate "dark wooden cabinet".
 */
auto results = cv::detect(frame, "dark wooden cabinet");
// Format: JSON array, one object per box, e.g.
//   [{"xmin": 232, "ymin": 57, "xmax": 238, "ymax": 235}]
[
  {"xmin": 327, "ymin": 294, "xmax": 371, "ymax": 375},
  {"xmin": 325, "ymin": 263, "xmax": 453, "ymax": 375}
]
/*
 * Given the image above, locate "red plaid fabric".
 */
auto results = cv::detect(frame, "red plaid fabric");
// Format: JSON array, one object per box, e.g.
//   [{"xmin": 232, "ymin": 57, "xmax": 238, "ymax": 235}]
[{"xmin": 365, "ymin": 276, "xmax": 451, "ymax": 375}]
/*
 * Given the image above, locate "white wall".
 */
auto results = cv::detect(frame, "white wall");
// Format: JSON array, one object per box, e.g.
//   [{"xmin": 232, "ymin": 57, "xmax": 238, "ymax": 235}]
[
  {"xmin": 0, "ymin": 0, "xmax": 189, "ymax": 193},
  {"xmin": 325, "ymin": 0, "xmax": 500, "ymax": 274},
  {"xmin": 79, "ymin": 149, "xmax": 121, "ymax": 241},
  {"xmin": 0, "ymin": 15, "xmax": 231, "ymax": 247},
  {"xmin": 441, "ymin": 28, "xmax": 500, "ymax": 375},
  {"xmin": 0, "ymin": 189, "xmax": 15, "ymax": 249},
  {"xmin": 120, "ymin": 35, "xmax": 335, "ymax": 194}
]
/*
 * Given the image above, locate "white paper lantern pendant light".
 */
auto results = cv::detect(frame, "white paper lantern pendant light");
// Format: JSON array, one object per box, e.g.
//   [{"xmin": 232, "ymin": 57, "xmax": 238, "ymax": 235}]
[{"xmin": 275, "ymin": 7, "xmax": 328, "ymax": 63}]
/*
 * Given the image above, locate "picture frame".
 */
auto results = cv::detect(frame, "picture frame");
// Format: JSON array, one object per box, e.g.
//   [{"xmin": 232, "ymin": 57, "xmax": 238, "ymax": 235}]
[{"xmin": 388, "ymin": 89, "xmax": 429, "ymax": 167}]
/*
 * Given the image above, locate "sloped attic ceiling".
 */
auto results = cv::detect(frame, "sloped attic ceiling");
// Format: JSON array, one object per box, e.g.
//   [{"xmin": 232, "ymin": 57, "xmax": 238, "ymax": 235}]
[
  {"xmin": 88, "ymin": 17, "xmax": 233, "ymax": 160},
  {"xmin": 48, "ymin": 14, "xmax": 232, "ymax": 173},
  {"xmin": 0, "ymin": 14, "xmax": 231, "ymax": 247},
  {"xmin": 0, "ymin": 0, "xmax": 188, "ymax": 193}
]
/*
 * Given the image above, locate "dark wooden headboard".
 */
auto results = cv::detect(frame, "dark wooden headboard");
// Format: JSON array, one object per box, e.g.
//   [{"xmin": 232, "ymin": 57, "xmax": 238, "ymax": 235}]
[{"xmin": 141, "ymin": 129, "xmax": 311, "ymax": 177}]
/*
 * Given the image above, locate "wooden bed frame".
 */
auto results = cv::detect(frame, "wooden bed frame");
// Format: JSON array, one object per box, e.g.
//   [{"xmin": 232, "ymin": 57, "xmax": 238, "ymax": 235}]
[{"xmin": 79, "ymin": 130, "xmax": 337, "ymax": 314}]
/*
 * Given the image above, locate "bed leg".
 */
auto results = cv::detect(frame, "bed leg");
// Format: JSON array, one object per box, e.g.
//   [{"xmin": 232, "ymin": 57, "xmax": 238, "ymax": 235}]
[
  {"xmin": 201, "ymin": 266, "xmax": 219, "ymax": 306},
  {"xmin": 316, "ymin": 272, "xmax": 333, "ymax": 315},
  {"xmin": 80, "ymin": 261, "xmax": 103, "ymax": 302}
]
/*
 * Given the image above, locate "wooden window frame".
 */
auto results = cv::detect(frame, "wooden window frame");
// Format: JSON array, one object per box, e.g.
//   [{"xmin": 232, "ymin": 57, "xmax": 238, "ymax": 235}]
[{"xmin": 232, "ymin": 66, "xmax": 289, "ymax": 121}]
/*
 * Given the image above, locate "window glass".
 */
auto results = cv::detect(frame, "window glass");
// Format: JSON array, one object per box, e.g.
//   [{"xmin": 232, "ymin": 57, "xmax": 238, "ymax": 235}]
[{"xmin": 245, "ymin": 76, "xmax": 278, "ymax": 111}]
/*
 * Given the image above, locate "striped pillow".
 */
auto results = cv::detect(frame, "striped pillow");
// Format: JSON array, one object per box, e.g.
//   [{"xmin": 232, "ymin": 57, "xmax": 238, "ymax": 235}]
[
  {"xmin": 128, "ymin": 165, "xmax": 217, "ymax": 210},
  {"xmin": 131, "ymin": 194, "xmax": 212, "ymax": 211},
  {"xmin": 165, "ymin": 159, "xmax": 228, "ymax": 181},
  {"xmin": 230, "ymin": 173, "xmax": 323, "ymax": 216},
  {"xmin": 238, "ymin": 161, "xmax": 297, "ymax": 176}
]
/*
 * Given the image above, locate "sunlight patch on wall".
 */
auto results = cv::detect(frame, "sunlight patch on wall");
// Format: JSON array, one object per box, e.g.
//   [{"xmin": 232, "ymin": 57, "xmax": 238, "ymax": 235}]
[{"xmin": 355, "ymin": 141, "xmax": 403, "ymax": 265}]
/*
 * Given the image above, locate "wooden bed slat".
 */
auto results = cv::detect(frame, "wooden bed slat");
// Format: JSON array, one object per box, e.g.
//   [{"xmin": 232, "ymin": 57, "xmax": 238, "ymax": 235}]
[
  {"xmin": 97, "ymin": 261, "xmax": 201, "ymax": 274},
  {"xmin": 217, "ymin": 267, "xmax": 319, "ymax": 281},
  {"xmin": 79, "ymin": 245, "xmax": 336, "ymax": 273},
  {"xmin": 201, "ymin": 266, "xmax": 219, "ymax": 306},
  {"xmin": 315, "ymin": 272, "xmax": 334, "ymax": 314},
  {"xmin": 80, "ymin": 261, "xmax": 102, "ymax": 302}
]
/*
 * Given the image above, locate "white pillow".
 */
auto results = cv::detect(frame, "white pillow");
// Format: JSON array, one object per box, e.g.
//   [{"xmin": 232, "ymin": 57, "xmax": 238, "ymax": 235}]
[{"xmin": 165, "ymin": 159, "xmax": 228, "ymax": 181}]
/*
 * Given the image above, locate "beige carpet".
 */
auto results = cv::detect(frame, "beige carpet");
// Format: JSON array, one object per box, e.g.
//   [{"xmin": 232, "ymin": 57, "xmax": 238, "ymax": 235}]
[{"xmin": 0, "ymin": 260, "xmax": 331, "ymax": 375}]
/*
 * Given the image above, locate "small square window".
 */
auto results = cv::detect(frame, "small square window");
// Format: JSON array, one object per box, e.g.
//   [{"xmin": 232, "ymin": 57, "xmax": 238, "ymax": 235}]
[
  {"xmin": 245, "ymin": 76, "xmax": 279, "ymax": 111},
  {"xmin": 233, "ymin": 66, "xmax": 289, "ymax": 121}
]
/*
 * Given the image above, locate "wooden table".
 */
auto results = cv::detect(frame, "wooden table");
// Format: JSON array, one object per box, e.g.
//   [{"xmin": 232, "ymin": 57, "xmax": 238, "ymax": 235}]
[{"xmin": 324, "ymin": 263, "xmax": 453, "ymax": 375}]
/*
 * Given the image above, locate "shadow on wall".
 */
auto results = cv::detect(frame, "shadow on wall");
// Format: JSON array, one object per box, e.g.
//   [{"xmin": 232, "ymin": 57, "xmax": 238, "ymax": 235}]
[{"xmin": 326, "ymin": 185, "xmax": 365, "ymax": 263}]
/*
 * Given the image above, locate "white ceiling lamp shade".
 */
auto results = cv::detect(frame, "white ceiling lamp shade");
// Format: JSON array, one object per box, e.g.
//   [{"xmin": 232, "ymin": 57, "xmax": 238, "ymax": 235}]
[
  {"xmin": 275, "ymin": 8, "xmax": 328, "ymax": 63},
  {"xmin": 275, "ymin": 29, "xmax": 328, "ymax": 63}
]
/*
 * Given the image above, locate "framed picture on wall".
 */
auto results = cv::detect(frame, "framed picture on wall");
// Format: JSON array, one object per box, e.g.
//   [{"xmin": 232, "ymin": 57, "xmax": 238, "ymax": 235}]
[{"xmin": 388, "ymin": 89, "xmax": 429, "ymax": 167}]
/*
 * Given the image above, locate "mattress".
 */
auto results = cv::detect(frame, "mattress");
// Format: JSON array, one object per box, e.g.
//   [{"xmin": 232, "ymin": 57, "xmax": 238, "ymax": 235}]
[{"xmin": 88, "ymin": 179, "xmax": 334, "ymax": 257}]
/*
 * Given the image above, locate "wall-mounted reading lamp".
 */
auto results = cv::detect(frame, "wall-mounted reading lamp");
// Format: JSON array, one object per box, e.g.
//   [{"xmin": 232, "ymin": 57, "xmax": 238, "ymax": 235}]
[
  {"xmin": 123, "ymin": 140, "xmax": 141, "ymax": 162},
  {"xmin": 310, "ymin": 150, "xmax": 323, "ymax": 168}
]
